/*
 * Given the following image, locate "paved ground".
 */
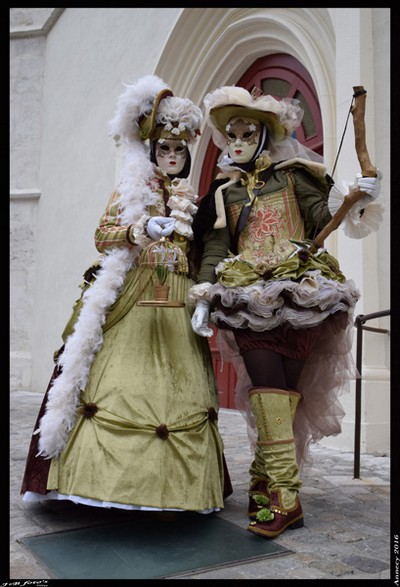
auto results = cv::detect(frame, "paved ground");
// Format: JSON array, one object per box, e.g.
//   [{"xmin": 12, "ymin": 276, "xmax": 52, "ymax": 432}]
[{"xmin": 9, "ymin": 390, "xmax": 392, "ymax": 582}]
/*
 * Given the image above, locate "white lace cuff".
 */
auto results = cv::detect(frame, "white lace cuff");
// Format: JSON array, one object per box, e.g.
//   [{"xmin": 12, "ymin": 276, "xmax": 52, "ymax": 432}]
[
  {"xmin": 328, "ymin": 181, "xmax": 384, "ymax": 239},
  {"xmin": 133, "ymin": 214, "xmax": 152, "ymax": 248},
  {"xmin": 188, "ymin": 282, "xmax": 214, "ymax": 305},
  {"xmin": 342, "ymin": 200, "xmax": 385, "ymax": 239}
]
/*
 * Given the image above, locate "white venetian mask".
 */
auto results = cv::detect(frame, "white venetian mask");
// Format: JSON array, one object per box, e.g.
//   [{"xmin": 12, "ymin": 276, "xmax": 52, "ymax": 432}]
[
  {"xmin": 155, "ymin": 139, "xmax": 187, "ymax": 175},
  {"xmin": 225, "ymin": 117, "xmax": 262, "ymax": 164}
]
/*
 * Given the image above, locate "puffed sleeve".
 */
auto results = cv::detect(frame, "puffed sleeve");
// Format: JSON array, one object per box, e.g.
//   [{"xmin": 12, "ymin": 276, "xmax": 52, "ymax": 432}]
[
  {"xmin": 94, "ymin": 190, "xmax": 136, "ymax": 253},
  {"xmin": 290, "ymin": 166, "xmax": 333, "ymax": 239}
]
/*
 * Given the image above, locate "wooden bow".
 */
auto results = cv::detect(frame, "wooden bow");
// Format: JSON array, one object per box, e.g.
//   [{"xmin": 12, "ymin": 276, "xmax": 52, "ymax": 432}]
[{"xmin": 311, "ymin": 86, "xmax": 377, "ymax": 251}]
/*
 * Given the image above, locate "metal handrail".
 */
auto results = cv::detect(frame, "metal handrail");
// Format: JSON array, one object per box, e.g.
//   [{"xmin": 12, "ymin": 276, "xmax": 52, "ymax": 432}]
[{"xmin": 353, "ymin": 309, "xmax": 390, "ymax": 479}]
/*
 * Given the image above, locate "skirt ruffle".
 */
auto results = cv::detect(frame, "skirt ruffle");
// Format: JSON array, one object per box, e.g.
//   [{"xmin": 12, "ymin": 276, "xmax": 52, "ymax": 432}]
[{"xmin": 190, "ymin": 269, "xmax": 360, "ymax": 332}]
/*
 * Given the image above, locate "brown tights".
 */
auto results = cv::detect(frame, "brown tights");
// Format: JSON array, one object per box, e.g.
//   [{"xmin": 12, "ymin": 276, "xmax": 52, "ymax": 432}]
[{"xmin": 241, "ymin": 348, "xmax": 304, "ymax": 390}]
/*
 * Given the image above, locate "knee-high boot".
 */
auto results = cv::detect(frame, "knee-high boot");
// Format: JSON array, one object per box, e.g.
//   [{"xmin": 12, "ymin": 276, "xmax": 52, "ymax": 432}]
[
  {"xmin": 246, "ymin": 387, "xmax": 304, "ymax": 538},
  {"xmin": 248, "ymin": 389, "xmax": 302, "ymax": 519}
]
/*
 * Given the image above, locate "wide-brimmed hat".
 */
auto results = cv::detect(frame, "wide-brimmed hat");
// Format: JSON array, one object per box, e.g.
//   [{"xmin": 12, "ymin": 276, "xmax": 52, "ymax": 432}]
[{"xmin": 204, "ymin": 85, "xmax": 303, "ymax": 144}]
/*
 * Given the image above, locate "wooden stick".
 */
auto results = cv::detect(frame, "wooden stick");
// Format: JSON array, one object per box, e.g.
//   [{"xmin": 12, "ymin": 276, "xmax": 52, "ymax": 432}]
[
  {"xmin": 310, "ymin": 86, "xmax": 377, "ymax": 252},
  {"xmin": 351, "ymin": 86, "xmax": 377, "ymax": 178},
  {"xmin": 311, "ymin": 187, "xmax": 365, "ymax": 248}
]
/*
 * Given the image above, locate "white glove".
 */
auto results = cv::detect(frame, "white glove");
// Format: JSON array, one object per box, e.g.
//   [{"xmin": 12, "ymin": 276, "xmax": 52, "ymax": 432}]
[
  {"xmin": 356, "ymin": 170, "xmax": 382, "ymax": 202},
  {"xmin": 146, "ymin": 216, "xmax": 175, "ymax": 240},
  {"xmin": 191, "ymin": 300, "xmax": 213, "ymax": 337}
]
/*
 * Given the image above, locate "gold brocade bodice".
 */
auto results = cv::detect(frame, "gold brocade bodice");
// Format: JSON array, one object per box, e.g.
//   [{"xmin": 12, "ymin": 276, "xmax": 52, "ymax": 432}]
[{"xmin": 225, "ymin": 174, "xmax": 305, "ymax": 270}]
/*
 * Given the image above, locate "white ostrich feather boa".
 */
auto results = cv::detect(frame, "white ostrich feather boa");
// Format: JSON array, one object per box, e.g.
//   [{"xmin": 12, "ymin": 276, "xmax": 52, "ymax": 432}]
[{"xmin": 36, "ymin": 140, "xmax": 159, "ymax": 459}]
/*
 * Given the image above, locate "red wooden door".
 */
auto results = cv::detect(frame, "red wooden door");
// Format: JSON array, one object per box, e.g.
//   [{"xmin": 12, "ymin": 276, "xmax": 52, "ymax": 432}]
[
  {"xmin": 208, "ymin": 326, "xmax": 237, "ymax": 408},
  {"xmin": 200, "ymin": 53, "xmax": 323, "ymax": 408}
]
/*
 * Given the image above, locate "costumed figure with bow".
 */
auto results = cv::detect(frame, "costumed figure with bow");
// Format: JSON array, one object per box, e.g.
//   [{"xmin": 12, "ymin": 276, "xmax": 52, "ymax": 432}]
[
  {"xmin": 21, "ymin": 75, "xmax": 232, "ymax": 513},
  {"xmin": 189, "ymin": 85, "xmax": 384, "ymax": 538}
]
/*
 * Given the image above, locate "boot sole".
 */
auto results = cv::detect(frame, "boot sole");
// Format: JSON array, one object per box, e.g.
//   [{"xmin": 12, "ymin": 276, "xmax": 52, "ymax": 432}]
[{"xmin": 247, "ymin": 514, "xmax": 304, "ymax": 538}]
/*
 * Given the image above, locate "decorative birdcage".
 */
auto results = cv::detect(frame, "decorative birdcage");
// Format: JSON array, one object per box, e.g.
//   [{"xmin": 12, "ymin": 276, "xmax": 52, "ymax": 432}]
[{"xmin": 136, "ymin": 237, "xmax": 189, "ymax": 307}]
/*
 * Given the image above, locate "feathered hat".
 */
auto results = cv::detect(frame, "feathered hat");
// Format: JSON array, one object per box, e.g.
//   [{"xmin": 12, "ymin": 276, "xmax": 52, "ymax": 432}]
[
  {"xmin": 203, "ymin": 85, "xmax": 304, "ymax": 149},
  {"xmin": 109, "ymin": 74, "xmax": 202, "ymax": 146},
  {"xmin": 108, "ymin": 74, "xmax": 203, "ymax": 225}
]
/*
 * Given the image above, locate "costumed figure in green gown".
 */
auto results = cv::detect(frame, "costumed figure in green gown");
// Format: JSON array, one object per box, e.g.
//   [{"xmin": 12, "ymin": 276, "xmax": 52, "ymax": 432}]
[
  {"xmin": 189, "ymin": 85, "xmax": 383, "ymax": 537},
  {"xmin": 21, "ymin": 75, "xmax": 232, "ymax": 513}
]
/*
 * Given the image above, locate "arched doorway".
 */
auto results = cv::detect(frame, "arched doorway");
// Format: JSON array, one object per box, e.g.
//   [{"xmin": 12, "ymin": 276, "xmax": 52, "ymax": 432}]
[{"xmin": 200, "ymin": 53, "xmax": 323, "ymax": 408}]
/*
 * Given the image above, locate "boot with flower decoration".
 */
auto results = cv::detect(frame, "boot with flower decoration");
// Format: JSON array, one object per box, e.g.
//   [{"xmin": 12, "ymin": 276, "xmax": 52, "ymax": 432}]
[
  {"xmin": 246, "ymin": 387, "xmax": 304, "ymax": 539},
  {"xmin": 247, "ymin": 389, "xmax": 302, "ymax": 520}
]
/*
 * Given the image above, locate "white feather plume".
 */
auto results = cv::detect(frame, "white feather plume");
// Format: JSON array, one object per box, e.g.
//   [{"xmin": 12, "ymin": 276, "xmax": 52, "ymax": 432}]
[{"xmin": 108, "ymin": 74, "xmax": 169, "ymax": 144}]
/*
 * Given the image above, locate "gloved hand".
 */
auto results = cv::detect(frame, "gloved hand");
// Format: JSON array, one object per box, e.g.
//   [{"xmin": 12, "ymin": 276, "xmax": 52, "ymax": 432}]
[
  {"xmin": 356, "ymin": 170, "xmax": 382, "ymax": 201},
  {"xmin": 191, "ymin": 300, "xmax": 213, "ymax": 337},
  {"xmin": 146, "ymin": 216, "xmax": 175, "ymax": 240}
]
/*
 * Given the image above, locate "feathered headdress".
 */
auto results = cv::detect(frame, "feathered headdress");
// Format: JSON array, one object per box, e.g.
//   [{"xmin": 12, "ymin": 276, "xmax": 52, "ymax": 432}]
[
  {"xmin": 109, "ymin": 74, "xmax": 171, "ymax": 144},
  {"xmin": 109, "ymin": 74, "xmax": 202, "ymax": 146}
]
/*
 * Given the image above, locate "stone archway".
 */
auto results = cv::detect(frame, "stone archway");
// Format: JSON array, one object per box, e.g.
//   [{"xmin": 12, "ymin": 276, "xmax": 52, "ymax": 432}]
[{"xmin": 155, "ymin": 7, "xmax": 336, "ymax": 191}]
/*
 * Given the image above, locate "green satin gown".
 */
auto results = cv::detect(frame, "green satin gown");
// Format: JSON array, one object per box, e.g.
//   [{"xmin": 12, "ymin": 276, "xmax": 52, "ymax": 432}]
[{"xmin": 47, "ymin": 268, "xmax": 225, "ymax": 511}]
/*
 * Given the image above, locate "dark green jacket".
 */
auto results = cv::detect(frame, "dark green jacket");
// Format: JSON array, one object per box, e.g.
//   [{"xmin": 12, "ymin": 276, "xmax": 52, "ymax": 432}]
[{"xmin": 192, "ymin": 161, "xmax": 332, "ymax": 284}]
